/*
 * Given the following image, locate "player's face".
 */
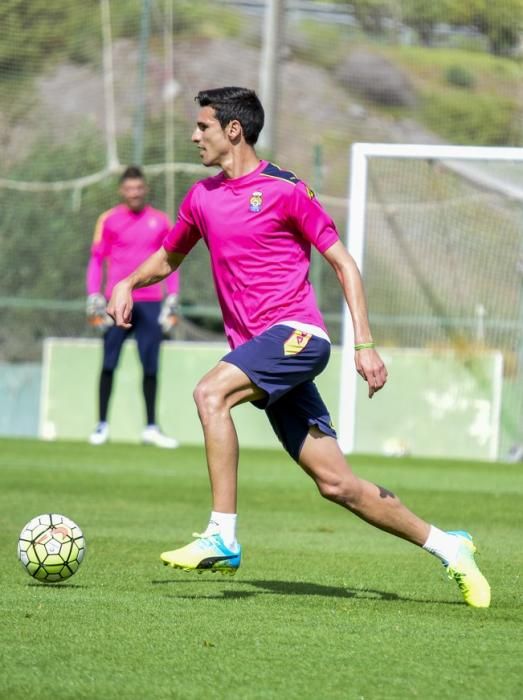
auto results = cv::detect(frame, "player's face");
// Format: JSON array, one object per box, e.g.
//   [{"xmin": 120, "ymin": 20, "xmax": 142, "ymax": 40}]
[
  {"xmin": 192, "ymin": 106, "xmax": 232, "ymax": 167},
  {"xmin": 120, "ymin": 177, "xmax": 148, "ymax": 212}
]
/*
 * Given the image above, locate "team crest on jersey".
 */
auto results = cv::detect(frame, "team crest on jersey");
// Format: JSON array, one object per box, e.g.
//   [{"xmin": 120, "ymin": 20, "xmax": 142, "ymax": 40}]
[
  {"xmin": 249, "ymin": 191, "xmax": 263, "ymax": 212},
  {"xmin": 306, "ymin": 185, "xmax": 315, "ymax": 200}
]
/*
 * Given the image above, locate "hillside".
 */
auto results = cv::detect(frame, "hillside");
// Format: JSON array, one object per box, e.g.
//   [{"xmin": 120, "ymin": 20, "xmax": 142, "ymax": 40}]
[{"xmin": 1, "ymin": 29, "xmax": 522, "ymax": 360}]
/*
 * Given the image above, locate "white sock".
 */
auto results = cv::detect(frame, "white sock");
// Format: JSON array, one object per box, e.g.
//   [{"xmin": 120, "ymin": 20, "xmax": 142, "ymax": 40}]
[
  {"xmin": 423, "ymin": 526, "xmax": 462, "ymax": 566},
  {"xmin": 205, "ymin": 511, "xmax": 238, "ymax": 552}
]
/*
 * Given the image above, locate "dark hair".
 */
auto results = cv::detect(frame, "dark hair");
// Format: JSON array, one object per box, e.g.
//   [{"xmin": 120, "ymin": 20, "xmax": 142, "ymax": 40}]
[
  {"xmin": 195, "ymin": 87, "xmax": 264, "ymax": 145},
  {"xmin": 119, "ymin": 165, "xmax": 145, "ymax": 183}
]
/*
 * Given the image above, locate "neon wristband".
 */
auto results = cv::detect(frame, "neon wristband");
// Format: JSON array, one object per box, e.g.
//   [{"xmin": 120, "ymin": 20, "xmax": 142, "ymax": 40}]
[{"xmin": 354, "ymin": 342, "xmax": 375, "ymax": 350}]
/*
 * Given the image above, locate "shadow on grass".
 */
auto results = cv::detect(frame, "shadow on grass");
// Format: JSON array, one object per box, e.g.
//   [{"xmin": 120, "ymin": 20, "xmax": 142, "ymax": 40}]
[
  {"xmin": 152, "ymin": 577, "xmax": 460, "ymax": 605},
  {"xmin": 27, "ymin": 582, "xmax": 88, "ymax": 589}
]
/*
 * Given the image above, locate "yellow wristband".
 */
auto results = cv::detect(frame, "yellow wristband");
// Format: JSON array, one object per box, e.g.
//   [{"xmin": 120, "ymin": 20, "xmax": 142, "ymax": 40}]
[{"xmin": 354, "ymin": 342, "xmax": 375, "ymax": 351}]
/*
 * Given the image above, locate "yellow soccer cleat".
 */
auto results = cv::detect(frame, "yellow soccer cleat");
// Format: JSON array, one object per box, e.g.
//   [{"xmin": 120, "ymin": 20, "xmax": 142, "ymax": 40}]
[
  {"xmin": 160, "ymin": 532, "xmax": 241, "ymax": 575},
  {"xmin": 446, "ymin": 531, "xmax": 491, "ymax": 608}
]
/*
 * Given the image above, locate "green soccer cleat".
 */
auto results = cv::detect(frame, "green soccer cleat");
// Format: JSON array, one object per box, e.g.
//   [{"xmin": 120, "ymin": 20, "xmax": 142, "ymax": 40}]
[
  {"xmin": 160, "ymin": 532, "xmax": 241, "ymax": 575},
  {"xmin": 445, "ymin": 531, "xmax": 491, "ymax": 608}
]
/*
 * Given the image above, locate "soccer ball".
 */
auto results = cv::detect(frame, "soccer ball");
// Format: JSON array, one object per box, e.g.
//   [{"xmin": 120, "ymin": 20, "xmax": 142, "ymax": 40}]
[{"xmin": 17, "ymin": 513, "xmax": 86, "ymax": 583}]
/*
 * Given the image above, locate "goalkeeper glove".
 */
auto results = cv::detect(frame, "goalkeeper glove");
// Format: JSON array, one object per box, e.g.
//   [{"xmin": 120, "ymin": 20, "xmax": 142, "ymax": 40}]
[
  {"xmin": 86, "ymin": 293, "xmax": 114, "ymax": 331},
  {"xmin": 159, "ymin": 293, "xmax": 180, "ymax": 334}
]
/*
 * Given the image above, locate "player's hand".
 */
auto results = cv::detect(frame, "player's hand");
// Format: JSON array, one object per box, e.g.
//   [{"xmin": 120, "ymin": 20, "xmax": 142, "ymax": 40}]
[
  {"xmin": 106, "ymin": 282, "xmax": 133, "ymax": 329},
  {"xmin": 86, "ymin": 293, "xmax": 114, "ymax": 331},
  {"xmin": 158, "ymin": 293, "xmax": 180, "ymax": 334},
  {"xmin": 355, "ymin": 347, "xmax": 388, "ymax": 398}
]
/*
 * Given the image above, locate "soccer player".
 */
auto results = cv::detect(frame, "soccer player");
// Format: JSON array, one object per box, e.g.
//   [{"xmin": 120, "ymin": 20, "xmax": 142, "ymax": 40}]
[
  {"xmin": 107, "ymin": 88, "xmax": 490, "ymax": 607},
  {"xmin": 86, "ymin": 165, "xmax": 179, "ymax": 448}
]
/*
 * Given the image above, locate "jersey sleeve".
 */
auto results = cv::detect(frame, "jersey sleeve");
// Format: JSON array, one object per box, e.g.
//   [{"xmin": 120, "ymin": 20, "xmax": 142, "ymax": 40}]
[
  {"xmin": 287, "ymin": 181, "xmax": 339, "ymax": 253},
  {"xmin": 86, "ymin": 210, "xmax": 112, "ymax": 295},
  {"xmin": 163, "ymin": 185, "xmax": 202, "ymax": 256}
]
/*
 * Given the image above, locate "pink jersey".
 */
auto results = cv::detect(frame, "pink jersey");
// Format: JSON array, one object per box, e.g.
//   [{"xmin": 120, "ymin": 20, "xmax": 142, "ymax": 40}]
[
  {"xmin": 86, "ymin": 203, "xmax": 179, "ymax": 302},
  {"xmin": 163, "ymin": 160, "xmax": 339, "ymax": 348}
]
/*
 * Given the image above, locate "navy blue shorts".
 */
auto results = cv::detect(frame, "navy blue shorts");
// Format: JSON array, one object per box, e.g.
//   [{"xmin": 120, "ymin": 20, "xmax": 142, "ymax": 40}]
[
  {"xmin": 103, "ymin": 301, "xmax": 163, "ymax": 375},
  {"xmin": 222, "ymin": 325, "xmax": 337, "ymax": 462}
]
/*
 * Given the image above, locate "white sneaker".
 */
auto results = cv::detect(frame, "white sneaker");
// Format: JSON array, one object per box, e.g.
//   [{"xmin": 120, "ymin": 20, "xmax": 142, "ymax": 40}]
[
  {"xmin": 89, "ymin": 422, "xmax": 109, "ymax": 445},
  {"xmin": 142, "ymin": 425, "xmax": 179, "ymax": 449}
]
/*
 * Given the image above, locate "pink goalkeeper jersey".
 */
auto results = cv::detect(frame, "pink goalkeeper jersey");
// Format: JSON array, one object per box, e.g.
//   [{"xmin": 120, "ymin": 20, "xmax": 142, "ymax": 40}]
[
  {"xmin": 163, "ymin": 160, "xmax": 339, "ymax": 348},
  {"xmin": 86, "ymin": 203, "xmax": 179, "ymax": 302}
]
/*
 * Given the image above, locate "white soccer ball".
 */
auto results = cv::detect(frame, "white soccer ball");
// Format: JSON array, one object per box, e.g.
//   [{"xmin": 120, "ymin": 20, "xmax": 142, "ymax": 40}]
[{"xmin": 17, "ymin": 513, "xmax": 86, "ymax": 583}]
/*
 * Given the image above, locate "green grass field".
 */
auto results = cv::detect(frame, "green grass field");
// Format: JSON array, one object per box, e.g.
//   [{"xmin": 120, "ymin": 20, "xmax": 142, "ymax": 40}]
[{"xmin": 0, "ymin": 438, "xmax": 521, "ymax": 700}]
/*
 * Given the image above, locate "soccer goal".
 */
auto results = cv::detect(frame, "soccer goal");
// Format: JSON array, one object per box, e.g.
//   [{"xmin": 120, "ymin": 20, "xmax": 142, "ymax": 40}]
[{"xmin": 339, "ymin": 143, "xmax": 523, "ymax": 460}]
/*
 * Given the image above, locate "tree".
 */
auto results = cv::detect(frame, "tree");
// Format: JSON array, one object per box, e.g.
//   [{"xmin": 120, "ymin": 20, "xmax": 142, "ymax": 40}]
[
  {"xmin": 472, "ymin": 0, "xmax": 523, "ymax": 55},
  {"xmin": 349, "ymin": 0, "xmax": 398, "ymax": 36},
  {"xmin": 0, "ymin": 0, "xmax": 99, "ymax": 73},
  {"xmin": 447, "ymin": 0, "xmax": 523, "ymax": 55},
  {"xmin": 401, "ymin": 0, "xmax": 454, "ymax": 46}
]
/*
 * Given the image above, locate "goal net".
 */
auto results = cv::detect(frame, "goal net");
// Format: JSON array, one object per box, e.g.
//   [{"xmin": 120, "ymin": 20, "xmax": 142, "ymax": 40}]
[{"xmin": 340, "ymin": 143, "xmax": 523, "ymax": 461}]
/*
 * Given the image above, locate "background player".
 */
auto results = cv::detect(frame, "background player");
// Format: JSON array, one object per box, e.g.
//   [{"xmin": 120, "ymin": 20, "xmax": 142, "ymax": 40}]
[
  {"xmin": 107, "ymin": 88, "xmax": 490, "ymax": 607},
  {"xmin": 86, "ymin": 165, "xmax": 179, "ymax": 448}
]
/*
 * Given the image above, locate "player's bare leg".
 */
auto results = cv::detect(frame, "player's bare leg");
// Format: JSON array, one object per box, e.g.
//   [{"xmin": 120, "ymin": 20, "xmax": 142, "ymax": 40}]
[
  {"xmin": 160, "ymin": 362, "xmax": 264, "ymax": 574},
  {"xmin": 298, "ymin": 427, "xmax": 490, "ymax": 606},
  {"xmin": 193, "ymin": 361, "xmax": 265, "ymax": 513},
  {"xmin": 298, "ymin": 426, "xmax": 430, "ymax": 544}
]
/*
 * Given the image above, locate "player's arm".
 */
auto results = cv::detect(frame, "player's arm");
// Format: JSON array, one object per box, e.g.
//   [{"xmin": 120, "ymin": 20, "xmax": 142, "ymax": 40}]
[
  {"xmin": 107, "ymin": 248, "xmax": 184, "ymax": 329},
  {"xmin": 86, "ymin": 212, "xmax": 113, "ymax": 329},
  {"xmin": 287, "ymin": 184, "xmax": 387, "ymax": 397},
  {"xmin": 86, "ymin": 212, "xmax": 108, "ymax": 296},
  {"xmin": 108, "ymin": 186, "xmax": 200, "ymax": 329},
  {"xmin": 322, "ymin": 240, "xmax": 388, "ymax": 398},
  {"xmin": 159, "ymin": 214, "xmax": 182, "ymax": 332}
]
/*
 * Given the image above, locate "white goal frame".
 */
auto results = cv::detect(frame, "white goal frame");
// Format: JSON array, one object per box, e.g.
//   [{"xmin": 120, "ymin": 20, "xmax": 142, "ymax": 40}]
[{"xmin": 339, "ymin": 142, "xmax": 523, "ymax": 454}]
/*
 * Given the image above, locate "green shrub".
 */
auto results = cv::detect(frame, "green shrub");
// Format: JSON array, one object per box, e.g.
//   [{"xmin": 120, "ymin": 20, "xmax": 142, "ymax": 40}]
[
  {"xmin": 390, "ymin": 44, "xmax": 522, "ymax": 81},
  {"xmin": 445, "ymin": 64, "xmax": 476, "ymax": 89},
  {"xmin": 422, "ymin": 89, "xmax": 519, "ymax": 145}
]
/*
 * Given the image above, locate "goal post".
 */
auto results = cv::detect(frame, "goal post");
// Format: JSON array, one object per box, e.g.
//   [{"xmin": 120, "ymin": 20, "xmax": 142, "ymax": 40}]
[{"xmin": 339, "ymin": 143, "xmax": 523, "ymax": 459}]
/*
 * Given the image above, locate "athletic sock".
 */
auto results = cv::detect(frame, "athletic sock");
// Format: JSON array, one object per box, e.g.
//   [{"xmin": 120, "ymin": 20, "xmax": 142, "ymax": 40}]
[
  {"xmin": 422, "ymin": 525, "xmax": 462, "ymax": 566},
  {"xmin": 205, "ymin": 511, "xmax": 239, "ymax": 553}
]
